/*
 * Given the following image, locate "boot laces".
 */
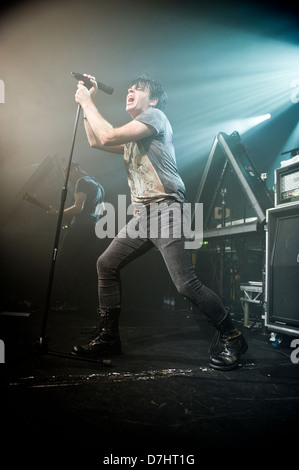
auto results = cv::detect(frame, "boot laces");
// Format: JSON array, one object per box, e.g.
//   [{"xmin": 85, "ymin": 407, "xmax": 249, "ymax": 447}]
[
  {"xmin": 209, "ymin": 329, "xmax": 241, "ymax": 354},
  {"xmin": 85, "ymin": 316, "xmax": 106, "ymax": 342}
]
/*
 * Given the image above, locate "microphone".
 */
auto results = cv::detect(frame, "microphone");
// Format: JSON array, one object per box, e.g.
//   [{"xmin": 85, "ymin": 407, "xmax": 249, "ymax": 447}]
[{"xmin": 71, "ymin": 72, "xmax": 114, "ymax": 95}]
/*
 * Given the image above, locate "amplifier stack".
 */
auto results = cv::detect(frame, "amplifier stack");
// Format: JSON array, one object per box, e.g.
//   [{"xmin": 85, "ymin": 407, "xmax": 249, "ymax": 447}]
[{"xmin": 265, "ymin": 157, "xmax": 299, "ymax": 336}]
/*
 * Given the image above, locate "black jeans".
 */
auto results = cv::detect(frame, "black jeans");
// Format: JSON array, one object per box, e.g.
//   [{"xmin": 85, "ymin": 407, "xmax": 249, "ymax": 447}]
[{"xmin": 96, "ymin": 201, "xmax": 226, "ymax": 325}]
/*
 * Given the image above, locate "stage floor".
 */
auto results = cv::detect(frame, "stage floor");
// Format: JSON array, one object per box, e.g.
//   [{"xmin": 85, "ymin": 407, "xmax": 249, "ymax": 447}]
[{"xmin": 1, "ymin": 305, "xmax": 299, "ymax": 462}]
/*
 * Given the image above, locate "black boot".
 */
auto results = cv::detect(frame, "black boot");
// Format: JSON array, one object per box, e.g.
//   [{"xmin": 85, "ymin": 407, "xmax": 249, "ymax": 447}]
[
  {"xmin": 209, "ymin": 310, "xmax": 248, "ymax": 371},
  {"xmin": 72, "ymin": 308, "xmax": 121, "ymax": 357}
]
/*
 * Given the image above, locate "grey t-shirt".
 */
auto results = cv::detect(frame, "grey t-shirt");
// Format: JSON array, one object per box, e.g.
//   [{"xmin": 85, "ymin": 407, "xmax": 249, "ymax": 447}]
[{"xmin": 123, "ymin": 108, "xmax": 186, "ymax": 206}]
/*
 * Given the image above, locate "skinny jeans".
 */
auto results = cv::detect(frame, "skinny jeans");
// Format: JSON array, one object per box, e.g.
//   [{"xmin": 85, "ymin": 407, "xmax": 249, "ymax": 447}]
[{"xmin": 96, "ymin": 201, "xmax": 226, "ymax": 325}]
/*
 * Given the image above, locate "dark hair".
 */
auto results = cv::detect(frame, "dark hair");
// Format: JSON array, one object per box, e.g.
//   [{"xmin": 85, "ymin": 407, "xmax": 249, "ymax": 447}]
[{"xmin": 128, "ymin": 74, "xmax": 167, "ymax": 110}]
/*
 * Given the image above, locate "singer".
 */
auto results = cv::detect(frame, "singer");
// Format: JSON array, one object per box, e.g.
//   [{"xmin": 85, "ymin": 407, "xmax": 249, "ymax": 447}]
[{"xmin": 72, "ymin": 73, "xmax": 247, "ymax": 370}]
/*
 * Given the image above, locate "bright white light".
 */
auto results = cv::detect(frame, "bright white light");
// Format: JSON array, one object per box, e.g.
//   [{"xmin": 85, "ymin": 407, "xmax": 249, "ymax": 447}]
[
  {"xmin": 253, "ymin": 113, "xmax": 272, "ymax": 125},
  {"xmin": 223, "ymin": 113, "xmax": 272, "ymax": 134},
  {"xmin": 198, "ymin": 113, "xmax": 272, "ymax": 139},
  {"xmin": 221, "ymin": 113, "xmax": 272, "ymax": 134},
  {"xmin": 290, "ymin": 79, "xmax": 299, "ymax": 104}
]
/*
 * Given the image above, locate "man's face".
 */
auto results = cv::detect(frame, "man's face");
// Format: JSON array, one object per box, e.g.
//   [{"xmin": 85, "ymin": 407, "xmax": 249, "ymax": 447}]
[{"xmin": 126, "ymin": 84, "xmax": 157, "ymax": 118}]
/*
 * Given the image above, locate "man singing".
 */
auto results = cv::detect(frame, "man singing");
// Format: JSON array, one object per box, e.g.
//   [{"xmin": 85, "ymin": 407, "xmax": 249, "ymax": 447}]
[{"xmin": 72, "ymin": 73, "xmax": 247, "ymax": 370}]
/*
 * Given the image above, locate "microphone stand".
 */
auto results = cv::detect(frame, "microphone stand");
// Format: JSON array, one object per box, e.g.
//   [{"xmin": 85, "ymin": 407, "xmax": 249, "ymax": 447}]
[{"xmin": 36, "ymin": 103, "xmax": 111, "ymax": 367}]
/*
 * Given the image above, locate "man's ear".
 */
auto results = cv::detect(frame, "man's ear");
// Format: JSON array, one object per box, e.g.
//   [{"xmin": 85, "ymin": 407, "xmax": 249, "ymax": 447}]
[{"xmin": 150, "ymin": 97, "xmax": 158, "ymax": 107}]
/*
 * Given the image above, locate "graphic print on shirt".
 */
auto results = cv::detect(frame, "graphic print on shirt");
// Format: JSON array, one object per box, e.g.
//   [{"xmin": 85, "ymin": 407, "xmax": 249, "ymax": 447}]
[{"xmin": 124, "ymin": 141, "xmax": 168, "ymax": 204}]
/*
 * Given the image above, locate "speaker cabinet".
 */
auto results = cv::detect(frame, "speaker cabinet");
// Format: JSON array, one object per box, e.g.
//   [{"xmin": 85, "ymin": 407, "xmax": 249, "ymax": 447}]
[{"xmin": 265, "ymin": 201, "xmax": 299, "ymax": 336}]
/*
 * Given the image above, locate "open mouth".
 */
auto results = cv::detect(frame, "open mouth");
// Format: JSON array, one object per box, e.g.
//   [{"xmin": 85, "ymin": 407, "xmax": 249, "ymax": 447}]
[{"xmin": 127, "ymin": 95, "xmax": 135, "ymax": 105}]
